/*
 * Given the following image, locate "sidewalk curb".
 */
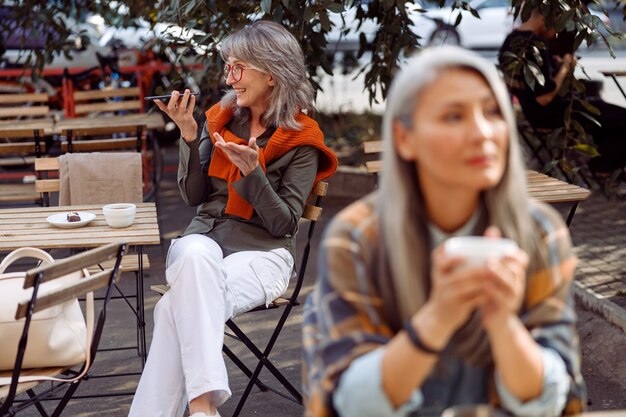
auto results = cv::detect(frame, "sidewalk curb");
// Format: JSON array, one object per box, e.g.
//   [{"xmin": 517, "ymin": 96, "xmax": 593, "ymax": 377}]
[{"xmin": 573, "ymin": 281, "xmax": 626, "ymax": 334}]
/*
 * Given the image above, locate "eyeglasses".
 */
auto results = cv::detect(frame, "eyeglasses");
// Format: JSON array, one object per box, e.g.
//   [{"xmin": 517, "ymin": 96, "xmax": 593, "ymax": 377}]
[{"xmin": 223, "ymin": 63, "xmax": 261, "ymax": 82}]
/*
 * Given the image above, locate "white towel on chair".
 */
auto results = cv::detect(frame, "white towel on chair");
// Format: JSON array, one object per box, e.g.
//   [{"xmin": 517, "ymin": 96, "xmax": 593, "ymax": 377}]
[{"xmin": 58, "ymin": 152, "xmax": 143, "ymax": 205}]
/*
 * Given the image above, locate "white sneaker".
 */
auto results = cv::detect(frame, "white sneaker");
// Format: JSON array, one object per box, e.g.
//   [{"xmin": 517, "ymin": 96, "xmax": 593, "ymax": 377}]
[{"xmin": 189, "ymin": 412, "xmax": 221, "ymax": 417}]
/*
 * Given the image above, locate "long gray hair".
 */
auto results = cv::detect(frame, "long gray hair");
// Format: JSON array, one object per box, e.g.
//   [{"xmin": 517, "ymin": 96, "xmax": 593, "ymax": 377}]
[
  {"xmin": 380, "ymin": 46, "xmax": 539, "ymax": 365},
  {"xmin": 219, "ymin": 20, "xmax": 315, "ymax": 130}
]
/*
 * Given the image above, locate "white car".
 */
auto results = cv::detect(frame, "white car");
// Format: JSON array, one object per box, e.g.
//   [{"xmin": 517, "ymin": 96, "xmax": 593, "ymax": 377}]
[
  {"xmin": 327, "ymin": 0, "xmax": 513, "ymax": 51},
  {"xmin": 329, "ymin": 0, "xmax": 609, "ymax": 52},
  {"xmin": 411, "ymin": 0, "xmax": 514, "ymax": 49}
]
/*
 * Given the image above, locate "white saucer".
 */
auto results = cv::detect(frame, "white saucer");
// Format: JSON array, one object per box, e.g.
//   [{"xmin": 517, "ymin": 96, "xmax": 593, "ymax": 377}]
[{"xmin": 47, "ymin": 212, "xmax": 96, "ymax": 229}]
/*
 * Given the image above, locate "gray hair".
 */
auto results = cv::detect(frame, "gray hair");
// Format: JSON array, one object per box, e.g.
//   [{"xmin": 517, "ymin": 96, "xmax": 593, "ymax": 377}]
[
  {"xmin": 379, "ymin": 46, "xmax": 537, "ymax": 320},
  {"xmin": 219, "ymin": 20, "xmax": 315, "ymax": 130}
]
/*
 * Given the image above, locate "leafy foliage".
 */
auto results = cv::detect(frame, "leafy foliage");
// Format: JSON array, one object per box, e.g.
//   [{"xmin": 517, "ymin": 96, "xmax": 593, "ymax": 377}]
[
  {"xmin": 1, "ymin": 0, "xmax": 624, "ymax": 184},
  {"xmin": 1, "ymin": 0, "xmax": 622, "ymax": 102}
]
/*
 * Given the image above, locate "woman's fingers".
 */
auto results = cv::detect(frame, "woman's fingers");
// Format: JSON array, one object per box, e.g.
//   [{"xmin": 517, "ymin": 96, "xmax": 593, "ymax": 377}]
[
  {"xmin": 179, "ymin": 89, "xmax": 190, "ymax": 110},
  {"xmin": 167, "ymin": 90, "xmax": 180, "ymax": 112},
  {"xmin": 186, "ymin": 94, "xmax": 196, "ymax": 115},
  {"xmin": 445, "ymin": 266, "xmax": 489, "ymax": 300},
  {"xmin": 483, "ymin": 225, "xmax": 501, "ymax": 239},
  {"xmin": 248, "ymin": 136, "xmax": 258, "ymax": 151},
  {"xmin": 154, "ymin": 99, "xmax": 169, "ymax": 115},
  {"xmin": 178, "ymin": 89, "xmax": 196, "ymax": 114},
  {"xmin": 213, "ymin": 132, "xmax": 226, "ymax": 145}
]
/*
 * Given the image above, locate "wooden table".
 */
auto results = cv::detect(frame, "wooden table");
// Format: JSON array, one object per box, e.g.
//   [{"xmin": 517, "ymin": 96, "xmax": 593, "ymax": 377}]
[
  {"xmin": 0, "ymin": 202, "xmax": 160, "ymax": 363},
  {"xmin": 526, "ymin": 170, "xmax": 591, "ymax": 226}
]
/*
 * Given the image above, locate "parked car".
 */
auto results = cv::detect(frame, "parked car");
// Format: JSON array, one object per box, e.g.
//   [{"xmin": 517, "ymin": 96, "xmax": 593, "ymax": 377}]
[
  {"xmin": 327, "ymin": 0, "xmax": 512, "ymax": 51},
  {"xmin": 328, "ymin": 0, "xmax": 612, "ymax": 51},
  {"xmin": 411, "ymin": 0, "xmax": 514, "ymax": 49}
]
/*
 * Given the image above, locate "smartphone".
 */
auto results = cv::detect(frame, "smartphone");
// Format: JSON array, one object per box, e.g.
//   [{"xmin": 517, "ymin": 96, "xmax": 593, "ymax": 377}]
[{"xmin": 144, "ymin": 92, "xmax": 200, "ymax": 101}]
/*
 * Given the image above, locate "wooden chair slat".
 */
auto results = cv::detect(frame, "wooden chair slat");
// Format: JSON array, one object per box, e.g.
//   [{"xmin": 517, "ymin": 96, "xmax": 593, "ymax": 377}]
[
  {"xmin": 0, "ymin": 93, "xmax": 49, "ymax": 104},
  {"xmin": 0, "ymin": 128, "xmax": 47, "ymax": 138},
  {"xmin": 268, "ymin": 297, "xmax": 289, "ymax": 307},
  {"xmin": 35, "ymin": 157, "xmax": 60, "ymax": 170},
  {"xmin": 0, "ymin": 184, "xmax": 38, "ymax": 202},
  {"xmin": 366, "ymin": 160, "xmax": 382, "ymax": 174},
  {"xmin": 35, "ymin": 179, "xmax": 60, "ymax": 193},
  {"xmin": 0, "ymin": 142, "xmax": 46, "ymax": 154},
  {"xmin": 363, "ymin": 140, "xmax": 383, "ymax": 154},
  {"xmin": 23, "ymin": 242, "xmax": 124, "ymax": 288},
  {"xmin": 75, "ymin": 100, "xmax": 142, "ymax": 115},
  {"xmin": 0, "ymin": 156, "xmax": 35, "ymax": 167},
  {"xmin": 312, "ymin": 181, "xmax": 328, "ymax": 197},
  {"xmin": 302, "ymin": 204, "xmax": 322, "ymax": 222},
  {"xmin": 86, "ymin": 253, "xmax": 150, "ymax": 274},
  {"xmin": 17, "ymin": 269, "xmax": 116, "ymax": 319},
  {"xmin": 73, "ymin": 87, "xmax": 140, "ymax": 100},
  {"xmin": 0, "ymin": 106, "xmax": 50, "ymax": 118},
  {"xmin": 61, "ymin": 125, "xmax": 143, "ymax": 136},
  {"xmin": 150, "ymin": 284, "xmax": 169, "ymax": 295},
  {"xmin": 61, "ymin": 137, "xmax": 144, "ymax": 152}
]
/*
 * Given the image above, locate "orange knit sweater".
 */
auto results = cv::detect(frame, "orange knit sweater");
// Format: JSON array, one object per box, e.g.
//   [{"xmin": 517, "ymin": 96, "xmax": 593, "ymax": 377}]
[{"xmin": 205, "ymin": 103, "xmax": 338, "ymax": 219}]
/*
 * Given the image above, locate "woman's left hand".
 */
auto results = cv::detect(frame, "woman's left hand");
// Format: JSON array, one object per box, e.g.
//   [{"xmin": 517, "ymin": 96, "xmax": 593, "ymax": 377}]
[
  {"xmin": 213, "ymin": 132, "xmax": 259, "ymax": 176},
  {"xmin": 480, "ymin": 226, "xmax": 529, "ymax": 334}
]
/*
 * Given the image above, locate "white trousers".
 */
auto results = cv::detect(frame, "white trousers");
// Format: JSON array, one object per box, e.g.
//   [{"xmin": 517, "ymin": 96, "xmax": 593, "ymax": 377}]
[{"xmin": 128, "ymin": 234, "xmax": 294, "ymax": 417}]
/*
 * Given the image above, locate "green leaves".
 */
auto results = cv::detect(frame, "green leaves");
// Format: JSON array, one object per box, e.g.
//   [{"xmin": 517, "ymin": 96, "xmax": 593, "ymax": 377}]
[
  {"xmin": 261, "ymin": 0, "xmax": 272, "ymax": 15},
  {"xmin": 3, "ymin": 0, "xmax": 625, "ymax": 118}
]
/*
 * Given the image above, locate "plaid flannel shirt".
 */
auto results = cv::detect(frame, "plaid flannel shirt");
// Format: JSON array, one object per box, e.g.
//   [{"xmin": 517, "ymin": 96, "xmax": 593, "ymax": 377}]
[{"xmin": 303, "ymin": 192, "xmax": 586, "ymax": 417}]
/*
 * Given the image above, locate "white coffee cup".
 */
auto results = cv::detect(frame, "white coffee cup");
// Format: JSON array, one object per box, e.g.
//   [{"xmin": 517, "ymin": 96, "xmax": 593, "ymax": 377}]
[
  {"xmin": 443, "ymin": 236, "xmax": 518, "ymax": 265},
  {"xmin": 102, "ymin": 203, "xmax": 136, "ymax": 228}
]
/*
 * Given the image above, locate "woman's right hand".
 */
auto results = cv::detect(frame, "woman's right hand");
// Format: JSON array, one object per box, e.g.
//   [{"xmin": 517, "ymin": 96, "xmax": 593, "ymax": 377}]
[
  {"xmin": 420, "ymin": 246, "xmax": 488, "ymax": 342},
  {"xmin": 154, "ymin": 89, "xmax": 198, "ymax": 142},
  {"xmin": 556, "ymin": 53, "xmax": 577, "ymax": 73}
]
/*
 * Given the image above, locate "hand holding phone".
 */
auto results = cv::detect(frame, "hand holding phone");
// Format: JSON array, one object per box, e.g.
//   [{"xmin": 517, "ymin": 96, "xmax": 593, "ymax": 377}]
[{"xmin": 151, "ymin": 90, "xmax": 199, "ymax": 142}]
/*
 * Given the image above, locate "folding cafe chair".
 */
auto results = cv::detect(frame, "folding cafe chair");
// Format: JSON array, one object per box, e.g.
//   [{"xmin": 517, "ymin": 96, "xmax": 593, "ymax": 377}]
[
  {"xmin": 0, "ymin": 242, "xmax": 126, "ymax": 417},
  {"xmin": 0, "ymin": 92, "xmax": 53, "ymax": 205},
  {"xmin": 33, "ymin": 153, "xmax": 151, "ymax": 366},
  {"xmin": 151, "ymin": 181, "xmax": 329, "ymax": 416}
]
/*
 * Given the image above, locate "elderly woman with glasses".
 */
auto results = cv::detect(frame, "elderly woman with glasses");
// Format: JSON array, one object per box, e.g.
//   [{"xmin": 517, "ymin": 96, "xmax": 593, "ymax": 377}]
[
  {"xmin": 129, "ymin": 21, "xmax": 337, "ymax": 417},
  {"xmin": 303, "ymin": 47, "xmax": 585, "ymax": 417}
]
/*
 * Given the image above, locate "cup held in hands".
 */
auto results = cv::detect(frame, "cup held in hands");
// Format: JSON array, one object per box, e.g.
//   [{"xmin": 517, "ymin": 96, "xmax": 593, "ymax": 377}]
[
  {"xmin": 444, "ymin": 236, "xmax": 518, "ymax": 265},
  {"xmin": 102, "ymin": 203, "xmax": 136, "ymax": 228}
]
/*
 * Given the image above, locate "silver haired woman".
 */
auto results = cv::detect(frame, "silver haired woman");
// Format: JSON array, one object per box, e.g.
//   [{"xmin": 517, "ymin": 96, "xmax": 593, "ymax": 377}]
[
  {"xmin": 303, "ymin": 46, "xmax": 585, "ymax": 417},
  {"xmin": 130, "ymin": 21, "xmax": 337, "ymax": 417}
]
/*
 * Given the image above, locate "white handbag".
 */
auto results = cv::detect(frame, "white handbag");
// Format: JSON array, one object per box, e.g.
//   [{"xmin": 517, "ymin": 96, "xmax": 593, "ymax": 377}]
[{"xmin": 0, "ymin": 247, "xmax": 93, "ymax": 377}]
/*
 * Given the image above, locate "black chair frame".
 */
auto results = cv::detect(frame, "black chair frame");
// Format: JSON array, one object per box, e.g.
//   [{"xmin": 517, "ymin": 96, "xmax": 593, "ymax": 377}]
[
  {"xmin": 221, "ymin": 186, "xmax": 326, "ymax": 417},
  {"xmin": 0, "ymin": 242, "xmax": 126, "ymax": 417}
]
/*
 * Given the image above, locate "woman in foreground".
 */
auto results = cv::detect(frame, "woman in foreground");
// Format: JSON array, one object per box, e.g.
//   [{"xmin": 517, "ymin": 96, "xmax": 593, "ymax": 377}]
[{"xmin": 303, "ymin": 46, "xmax": 585, "ymax": 417}]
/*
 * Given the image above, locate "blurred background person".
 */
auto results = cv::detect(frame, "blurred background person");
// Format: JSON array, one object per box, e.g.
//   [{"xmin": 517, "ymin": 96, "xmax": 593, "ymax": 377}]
[{"xmin": 499, "ymin": 7, "xmax": 626, "ymax": 175}]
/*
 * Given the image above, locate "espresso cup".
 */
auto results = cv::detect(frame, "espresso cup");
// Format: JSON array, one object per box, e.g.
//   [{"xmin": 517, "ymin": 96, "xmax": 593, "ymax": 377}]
[{"xmin": 443, "ymin": 236, "xmax": 518, "ymax": 265}]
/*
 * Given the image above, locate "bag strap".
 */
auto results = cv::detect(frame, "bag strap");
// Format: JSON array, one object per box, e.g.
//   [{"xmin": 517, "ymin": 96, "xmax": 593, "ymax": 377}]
[
  {"xmin": 0, "ymin": 247, "xmax": 54, "ymax": 275},
  {"xmin": 0, "ymin": 268, "xmax": 95, "ymax": 386}
]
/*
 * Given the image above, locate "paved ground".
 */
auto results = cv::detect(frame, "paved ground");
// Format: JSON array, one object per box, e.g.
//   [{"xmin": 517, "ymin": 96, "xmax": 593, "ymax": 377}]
[{"xmin": 10, "ymin": 144, "xmax": 626, "ymax": 416}]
